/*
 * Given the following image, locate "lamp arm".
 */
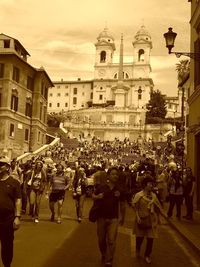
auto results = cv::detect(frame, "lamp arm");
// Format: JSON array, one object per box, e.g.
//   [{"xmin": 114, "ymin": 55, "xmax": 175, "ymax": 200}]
[{"xmin": 170, "ymin": 51, "xmax": 200, "ymax": 60}]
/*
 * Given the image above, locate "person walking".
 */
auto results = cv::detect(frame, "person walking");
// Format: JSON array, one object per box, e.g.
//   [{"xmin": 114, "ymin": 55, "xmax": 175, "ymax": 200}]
[
  {"xmin": 29, "ymin": 160, "xmax": 46, "ymax": 223},
  {"xmin": 132, "ymin": 175, "xmax": 163, "ymax": 264},
  {"xmin": 183, "ymin": 167, "xmax": 195, "ymax": 220},
  {"xmin": 72, "ymin": 166, "xmax": 87, "ymax": 222},
  {"xmin": 92, "ymin": 167, "xmax": 126, "ymax": 267},
  {"xmin": 0, "ymin": 158, "xmax": 21, "ymax": 267},
  {"xmin": 20, "ymin": 160, "xmax": 33, "ymax": 214},
  {"xmin": 167, "ymin": 166, "xmax": 184, "ymax": 220},
  {"xmin": 48, "ymin": 163, "xmax": 68, "ymax": 224}
]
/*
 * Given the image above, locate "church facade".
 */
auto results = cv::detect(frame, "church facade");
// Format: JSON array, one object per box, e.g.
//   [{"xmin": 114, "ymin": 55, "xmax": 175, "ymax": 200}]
[
  {"xmin": 48, "ymin": 26, "xmax": 172, "ymax": 141},
  {"xmin": 48, "ymin": 25, "xmax": 153, "ymax": 112}
]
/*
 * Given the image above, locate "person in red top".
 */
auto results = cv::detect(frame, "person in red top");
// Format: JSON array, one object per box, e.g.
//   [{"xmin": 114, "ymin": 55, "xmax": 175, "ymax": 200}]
[{"xmin": 0, "ymin": 158, "xmax": 21, "ymax": 267}]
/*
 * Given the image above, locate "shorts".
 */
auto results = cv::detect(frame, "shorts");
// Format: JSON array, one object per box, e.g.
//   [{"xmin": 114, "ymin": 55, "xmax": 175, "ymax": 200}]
[{"xmin": 49, "ymin": 190, "xmax": 65, "ymax": 202}]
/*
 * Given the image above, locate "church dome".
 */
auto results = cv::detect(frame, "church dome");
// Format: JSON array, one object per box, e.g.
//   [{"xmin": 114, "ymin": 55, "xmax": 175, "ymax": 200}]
[
  {"xmin": 135, "ymin": 25, "xmax": 151, "ymax": 40},
  {"xmin": 97, "ymin": 27, "xmax": 115, "ymax": 42}
]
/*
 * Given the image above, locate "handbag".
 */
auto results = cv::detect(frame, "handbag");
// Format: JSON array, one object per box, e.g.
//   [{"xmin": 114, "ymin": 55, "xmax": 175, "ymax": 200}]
[
  {"xmin": 89, "ymin": 202, "xmax": 100, "ymax": 223},
  {"xmin": 138, "ymin": 215, "xmax": 152, "ymax": 229}
]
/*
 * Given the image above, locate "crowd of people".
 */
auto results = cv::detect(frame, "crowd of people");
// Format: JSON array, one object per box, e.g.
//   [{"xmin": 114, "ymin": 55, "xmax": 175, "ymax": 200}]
[{"xmin": 0, "ymin": 135, "xmax": 196, "ymax": 267}]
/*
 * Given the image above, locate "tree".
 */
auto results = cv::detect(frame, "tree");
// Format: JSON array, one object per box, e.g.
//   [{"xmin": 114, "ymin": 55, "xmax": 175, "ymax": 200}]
[
  {"xmin": 146, "ymin": 89, "xmax": 167, "ymax": 123},
  {"xmin": 176, "ymin": 59, "xmax": 190, "ymax": 83},
  {"xmin": 176, "ymin": 59, "xmax": 190, "ymax": 123}
]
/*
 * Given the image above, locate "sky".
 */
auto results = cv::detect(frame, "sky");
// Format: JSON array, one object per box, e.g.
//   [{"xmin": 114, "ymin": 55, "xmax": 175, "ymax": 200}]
[{"xmin": 1, "ymin": 0, "xmax": 191, "ymax": 96}]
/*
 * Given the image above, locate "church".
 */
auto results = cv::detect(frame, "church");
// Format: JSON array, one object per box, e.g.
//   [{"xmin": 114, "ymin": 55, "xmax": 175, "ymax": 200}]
[{"xmin": 48, "ymin": 26, "xmax": 172, "ymax": 141}]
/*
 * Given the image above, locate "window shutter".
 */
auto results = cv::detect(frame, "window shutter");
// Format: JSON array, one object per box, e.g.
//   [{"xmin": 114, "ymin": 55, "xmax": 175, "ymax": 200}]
[{"xmin": 15, "ymin": 97, "xmax": 18, "ymax": 111}]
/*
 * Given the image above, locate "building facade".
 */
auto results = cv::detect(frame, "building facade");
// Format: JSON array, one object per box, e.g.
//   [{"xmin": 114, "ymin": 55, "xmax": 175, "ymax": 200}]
[
  {"xmin": 48, "ymin": 27, "xmax": 173, "ymax": 141},
  {"xmin": 164, "ymin": 87, "xmax": 186, "ymax": 119},
  {"xmin": 187, "ymin": 0, "xmax": 200, "ymax": 210},
  {"xmin": 0, "ymin": 34, "xmax": 53, "ymax": 158},
  {"xmin": 48, "ymin": 26, "xmax": 154, "ymax": 114}
]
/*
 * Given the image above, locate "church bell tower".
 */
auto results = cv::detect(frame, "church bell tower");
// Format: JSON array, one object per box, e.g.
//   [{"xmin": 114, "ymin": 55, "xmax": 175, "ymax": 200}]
[{"xmin": 94, "ymin": 27, "xmax": 116, "ymax": 79}]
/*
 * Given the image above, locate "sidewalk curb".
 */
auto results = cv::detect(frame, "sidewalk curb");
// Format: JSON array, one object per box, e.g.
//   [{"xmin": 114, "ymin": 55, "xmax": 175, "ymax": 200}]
[{"xmin": 161, "ymin": 214, "xmax": 200, "ymax": 255}]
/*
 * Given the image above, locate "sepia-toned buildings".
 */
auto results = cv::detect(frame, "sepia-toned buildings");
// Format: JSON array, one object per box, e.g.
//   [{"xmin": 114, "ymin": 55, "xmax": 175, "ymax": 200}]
[
  {"xmin": 48, "ymin": 25, "xmax": 154, "ymax": 113},
  {"xmin": 187, "ymin": 0, "xmax": 200, "ymax": 210},
  {"xmin": 48, "ymin": 26, "xmax": 173, "ymax": 141},
  {"xmin": 0, "ymin": 33, "xmax": 53, "ymax": 158}
]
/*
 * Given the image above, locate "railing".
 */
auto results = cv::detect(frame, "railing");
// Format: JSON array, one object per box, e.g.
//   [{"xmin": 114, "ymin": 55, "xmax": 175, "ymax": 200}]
[
  {"xmin": 16, "ymin": 137, "xmax": 60, "ymax": 163},
  {"xmin": 63, "ymin": 121, "xmax": 172, "ymax": 130}
]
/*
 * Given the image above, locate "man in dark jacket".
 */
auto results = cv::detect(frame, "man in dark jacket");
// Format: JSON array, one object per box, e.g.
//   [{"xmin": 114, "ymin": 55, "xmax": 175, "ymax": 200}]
[
  {"xmin": 92, "ymin": 167, "xmax": 125, "ymax": 267},
  {"xmin": 0, "ymin": 158, "xmax": 21, "ymax": 267}
]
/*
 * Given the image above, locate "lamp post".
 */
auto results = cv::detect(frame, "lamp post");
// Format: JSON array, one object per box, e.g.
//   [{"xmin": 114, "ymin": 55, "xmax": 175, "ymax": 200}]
[
  {"xmin": 163, "ymin": 28, "xmax": 188, "ymax": 175},
  {"xmin": 163, "ymin": 27, "xmax": 200, "ymax": 60}
]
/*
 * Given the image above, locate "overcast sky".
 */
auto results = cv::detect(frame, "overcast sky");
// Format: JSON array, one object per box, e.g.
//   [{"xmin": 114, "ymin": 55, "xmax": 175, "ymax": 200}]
[{"xmin": 1, "ymin": 0, "xmax": 190, "ymax": 96}]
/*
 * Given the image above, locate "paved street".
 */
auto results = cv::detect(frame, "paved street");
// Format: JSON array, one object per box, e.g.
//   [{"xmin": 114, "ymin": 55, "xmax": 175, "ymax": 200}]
[{"xmin": 1, "ymin": 192, "xmax": 200, "ymax": 267}]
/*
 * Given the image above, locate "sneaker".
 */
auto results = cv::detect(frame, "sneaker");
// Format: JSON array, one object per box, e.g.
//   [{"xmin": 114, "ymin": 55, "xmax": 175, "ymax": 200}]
[
  {"xmin": 34, "ymin": 219, "xmax": 39, "ymax": 223},
  {"xmin": 78, "ymin": 217, "xmax": 82, "ymax": 223},
  {"xmin": 57, "ymin": 218, "xmax": 61, "ymax": 224},
  {"xmin": 145, "ymin": 256, "xmax": 151, "ymax": 264}
]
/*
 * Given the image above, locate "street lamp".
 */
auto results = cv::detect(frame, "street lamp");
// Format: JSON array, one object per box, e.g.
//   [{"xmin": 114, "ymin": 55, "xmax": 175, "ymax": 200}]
[
  {"xmin": 163, "ymin": 27, "xmax": 200, "ymax": 60},
  {"xmin": 164, "ymin": 28, "xmax": 187, "ymax": 174}
]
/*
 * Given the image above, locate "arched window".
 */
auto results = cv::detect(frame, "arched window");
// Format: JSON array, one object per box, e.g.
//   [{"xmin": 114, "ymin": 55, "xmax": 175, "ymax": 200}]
[
  {"xmin": 11, "ymin": 89, "xmax": 19, "ymax": 111},
  {"xmin": 100, "ymin": 51, "xmax": 106, "ymax": 62},
  {"xmin": 138, "ymin": 49, "xmax": 145, "ymax": 61},
  {"xmin": 114, "ymin": 72, "xmax": 129, "ymax": 79},
  {"xmin": 121, "ymin": 72, "xmax": 129, "ymax": 79}
]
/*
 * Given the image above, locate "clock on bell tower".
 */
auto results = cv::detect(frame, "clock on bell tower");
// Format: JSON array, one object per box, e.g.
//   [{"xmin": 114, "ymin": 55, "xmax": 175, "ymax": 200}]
[{"xmin": 98, "ymin": 69, "xmax": 106, "ymax": 78}]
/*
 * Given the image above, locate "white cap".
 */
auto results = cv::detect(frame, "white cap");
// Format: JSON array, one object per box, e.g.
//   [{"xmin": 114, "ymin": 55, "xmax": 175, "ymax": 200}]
[{"xmin": 168, "ymin": 161, "xmax": 177, "ymax": 169}]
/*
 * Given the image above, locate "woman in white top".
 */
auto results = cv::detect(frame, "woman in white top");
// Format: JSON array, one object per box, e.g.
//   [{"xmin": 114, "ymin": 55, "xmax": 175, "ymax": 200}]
[{"xmin": 132, "ymin": 175, "xmax": 163, "ymax": 264}]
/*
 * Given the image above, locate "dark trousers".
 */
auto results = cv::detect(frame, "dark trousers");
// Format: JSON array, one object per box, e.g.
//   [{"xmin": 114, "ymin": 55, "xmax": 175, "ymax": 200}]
[
  {"xmin": 167, "ymin": 194, "xmax": 183, "ymax": 218},
  {"xmin": 21, "ymin": 185, "xmax": 28, "ymax": 213},
  {"xmin": 0, "ymin": 222, "xmax": 14, "ymax": 267},
  {"xmin": 97, "ymin": 218, "xmax": 118, "ymax": 264},
  {"xmin": 185, "ymin": 195, "xmax": 193, "ymax": 218},
  {"xmin": 136, "ymin": 236, "xmax": 154, "ymax": 257}
]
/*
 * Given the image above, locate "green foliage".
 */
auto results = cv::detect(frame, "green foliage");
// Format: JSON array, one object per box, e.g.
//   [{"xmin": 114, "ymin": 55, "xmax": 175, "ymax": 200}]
[
  {"xmin": 146, "ymin": 89, "xmax": 167, "ymax": 123},
  {"xmin": 176, "ymin": 60, "xmax": 190, "ymax": 82}
]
